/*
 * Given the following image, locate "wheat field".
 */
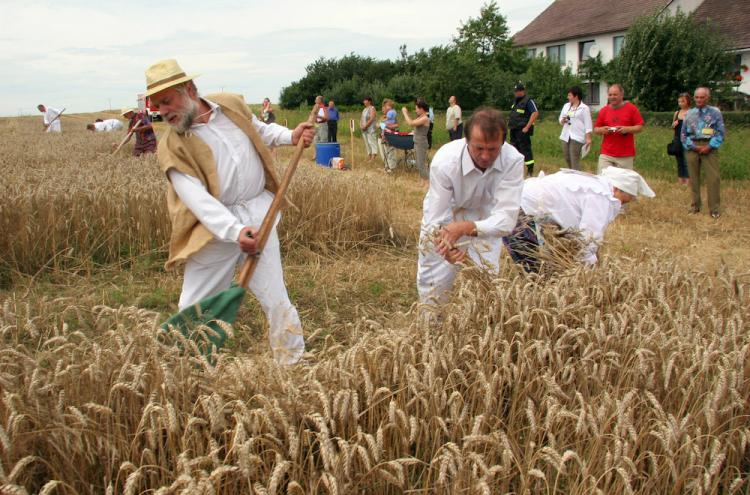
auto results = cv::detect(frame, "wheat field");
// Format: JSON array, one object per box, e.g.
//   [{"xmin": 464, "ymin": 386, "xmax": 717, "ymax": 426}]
[{"xmin": 0, "ymin": 111, "xmax": 749, "ymax": 494}]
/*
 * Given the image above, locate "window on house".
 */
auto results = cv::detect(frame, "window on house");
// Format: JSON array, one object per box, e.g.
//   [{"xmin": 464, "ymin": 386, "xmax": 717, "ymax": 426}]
[
  {"xmin": 583, "ymin": 82, "xmax": 600, "ymax": 106},
  {"xmin": 613, "ymin": 36, "xmax": 625, "ymax": 57},
  {"xmin": 526, "ymin": 48, "xmax": 537, "ymax": 58},
  {"xmin": 546, "ymin": 44, "xmax": 566, "ymax": 65},
  {"xmin": 579, "ymin": 40, "xmax": 595, "ymax": 62}
]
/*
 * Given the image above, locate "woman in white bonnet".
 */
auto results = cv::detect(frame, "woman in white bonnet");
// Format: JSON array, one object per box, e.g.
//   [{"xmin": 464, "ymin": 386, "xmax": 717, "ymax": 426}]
[{"xmin": 503, "ymin": 167, "xmax": 655, "ymax": 271}]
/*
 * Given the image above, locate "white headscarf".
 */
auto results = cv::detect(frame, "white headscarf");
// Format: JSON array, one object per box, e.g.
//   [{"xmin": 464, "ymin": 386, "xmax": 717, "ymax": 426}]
[{"xmin": 600, "ymin": 167, "xmax": 655, "ymax": 198}]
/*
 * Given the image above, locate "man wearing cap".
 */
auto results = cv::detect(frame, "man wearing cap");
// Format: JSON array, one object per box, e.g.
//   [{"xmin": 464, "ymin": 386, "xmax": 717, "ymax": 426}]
[
  {"xmin": 144, "ymin": 59, "xmax": 315, "ymax": 364},
  {"xmin": 508, "ymin": 83, "xmax": 539, "ymax": 176},
  {"xmin": 417, "ymin": 107, "xmax": 524, "ymax": 306},
  {"xmin": 503, "ymin": 167, "xmax": 655, "ymax": 271},
  {"xmin": 37, "ymin": 104, "xmax": 62, "ymax": 133},
  {"xmin": 119, "ymin": 107, "xmax": 158, "ymax": 156}
]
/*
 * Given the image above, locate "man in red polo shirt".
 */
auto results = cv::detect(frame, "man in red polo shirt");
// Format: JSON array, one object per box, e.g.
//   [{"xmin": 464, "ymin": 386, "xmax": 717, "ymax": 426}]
[{"xmin": 594, "ymin": 84, "xmax": 644, "ymax": 172}]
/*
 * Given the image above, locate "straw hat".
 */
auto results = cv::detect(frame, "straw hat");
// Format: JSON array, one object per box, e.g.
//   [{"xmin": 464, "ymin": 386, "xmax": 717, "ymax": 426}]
[
  {"xmin": 144, "ymin": 59, "xmax": 200, "ymax": 97},
  {"xmin": 121, "ymin": 107, "xmax": 135, "ymax": 116}
]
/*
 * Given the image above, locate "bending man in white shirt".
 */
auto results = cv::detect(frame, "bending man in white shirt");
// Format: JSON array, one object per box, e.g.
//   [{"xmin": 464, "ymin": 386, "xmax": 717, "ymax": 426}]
[
  {"xmin": 37, "ymin": 104, "xmax": 62, "ymax": 133},
  {"xmin": 86, "ymin": 119, "xmax": 124, "ymax": 132},
  {"xmin": 145, "ymin": 59, "xmax": 315, "ymax": 364},
  {"xmin": 417, "ymin": 107, "xmax": 524, "ymax": 305},
  {"xmin": 503, "ymin": 167, "xmax": 655, "ymax": 271}
]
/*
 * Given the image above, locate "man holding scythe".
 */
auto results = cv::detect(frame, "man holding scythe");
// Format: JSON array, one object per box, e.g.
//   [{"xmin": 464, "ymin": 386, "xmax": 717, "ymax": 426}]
[
  {"xmin": 145, "ymin": 59, "xmax": 315, "ymax": 364},
  {"xmin": 119, "ymin": 107, "xmax": 158, "ymax": 156}
]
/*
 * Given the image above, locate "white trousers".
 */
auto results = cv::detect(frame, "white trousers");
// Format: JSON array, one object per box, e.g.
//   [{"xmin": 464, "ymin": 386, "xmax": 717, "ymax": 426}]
[
  {"xmin": 179, "ymin": 225, "xmax": 304, "ymax": 365},
  {"xmin": 416, "ymin": 209, "xmax": 503, "ymax": 306}
]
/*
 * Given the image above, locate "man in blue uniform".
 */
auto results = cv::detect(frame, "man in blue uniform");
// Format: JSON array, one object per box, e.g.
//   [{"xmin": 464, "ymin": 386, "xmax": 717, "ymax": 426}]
[{"xmin": 508, "ymin": 83, "xmax": 539, "ymax": 176}]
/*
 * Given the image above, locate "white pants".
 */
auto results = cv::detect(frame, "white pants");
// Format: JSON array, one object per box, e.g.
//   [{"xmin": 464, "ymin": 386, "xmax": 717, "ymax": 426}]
[
  {"xmin": 416, "ymin": 209, "xmax": 503, "ymax": 305},
  {"xmin": 179, "ymin": 225, "xmax": 304, "ymax": 365}
]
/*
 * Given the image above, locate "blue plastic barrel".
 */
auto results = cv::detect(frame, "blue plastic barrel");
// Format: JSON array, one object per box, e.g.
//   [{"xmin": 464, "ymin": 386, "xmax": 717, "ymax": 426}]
[{"xmin": 315, "ymin": 143, "xmax": 340, "ymax": 166}]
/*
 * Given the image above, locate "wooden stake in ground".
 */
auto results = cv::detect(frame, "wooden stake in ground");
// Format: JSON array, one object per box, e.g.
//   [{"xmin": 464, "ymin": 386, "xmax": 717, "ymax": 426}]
[
  {"xmin": 112, "ymin": 120, "xmax": 142, "ymax": 155},
  {"xmin": 349, "ymin": 118, "xmax": 355, "ymax": 170}
]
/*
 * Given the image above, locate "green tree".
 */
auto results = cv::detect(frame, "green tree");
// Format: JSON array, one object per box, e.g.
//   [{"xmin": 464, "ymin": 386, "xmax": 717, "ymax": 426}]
[
  {"xmin": 608, "ymin": 11, "xmax": 734, "ymax": 110},
  {"xmin": 521, "ymin": 56, "xmax": 581, "ymax": 111}
]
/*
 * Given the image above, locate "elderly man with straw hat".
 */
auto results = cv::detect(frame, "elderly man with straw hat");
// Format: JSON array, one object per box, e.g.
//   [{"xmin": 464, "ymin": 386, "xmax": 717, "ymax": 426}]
[
  {"xmin": 503, "ymin": 167, "xmax": 655, "ymax": 272},
  {"xmin": 119, "ymin": 107, "xmax": 157, "ymax": 156},
  {"xmin": 144, "ymin": 59, "xmax": 315, "ymax": 364}
]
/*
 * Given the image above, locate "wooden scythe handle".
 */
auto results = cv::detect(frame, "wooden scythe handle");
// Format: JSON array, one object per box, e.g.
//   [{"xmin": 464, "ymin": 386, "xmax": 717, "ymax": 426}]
[
  {"xmin": 112, "ymin": 119, "xmax": 142, "ymax": 155},
  {"xmin": 237, "ymin": 105, "xmax": 318, "ymax": 288}
]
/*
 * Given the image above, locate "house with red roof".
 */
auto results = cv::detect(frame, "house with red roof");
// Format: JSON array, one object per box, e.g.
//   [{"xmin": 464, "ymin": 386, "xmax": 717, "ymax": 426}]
[{"xmin": 513, "ymin": 0, "xmax": 749, "ymax": 108}]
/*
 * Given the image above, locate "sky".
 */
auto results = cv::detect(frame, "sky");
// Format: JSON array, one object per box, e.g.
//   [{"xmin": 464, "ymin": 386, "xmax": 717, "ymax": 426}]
[{"xmin": 1, "ymin": 0, "xmax": 554, "ymax": 117}]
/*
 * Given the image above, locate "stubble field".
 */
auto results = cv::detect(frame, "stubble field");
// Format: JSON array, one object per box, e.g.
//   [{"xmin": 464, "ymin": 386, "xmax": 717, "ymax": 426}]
[{"xmin": 0, "ymin": 109, "xmax": 749, "ymax": 494}]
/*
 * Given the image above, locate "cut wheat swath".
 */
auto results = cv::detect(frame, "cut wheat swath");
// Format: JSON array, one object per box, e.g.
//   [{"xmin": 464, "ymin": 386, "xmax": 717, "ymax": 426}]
[{"xmin": 160, "ymin": 104, "xmax": 319, "ymax": 355}]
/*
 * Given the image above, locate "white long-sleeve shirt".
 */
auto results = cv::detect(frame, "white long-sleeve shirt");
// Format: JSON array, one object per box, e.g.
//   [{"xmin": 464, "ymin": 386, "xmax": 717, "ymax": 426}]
[
  {"xmin": 167, "ymin": 98, "xmax": 292, "ymax": 244},
  {"xmin": 520, "ymin": 169, "xmax": 621, "ymax": 265},
  {"xmin": 93, "ymin": 119, "xmax": 123, "ymax": 132},
  {"xmin": 44, "ymin": 107, "xmax": 62, "ymax": 132},
  {"xmin": 421, "ymin": 139, "xmax": 524, "ymax": 238},
  {"xmin": 558, "ymin": 102, "xmax": 592, "ymax": 144}
]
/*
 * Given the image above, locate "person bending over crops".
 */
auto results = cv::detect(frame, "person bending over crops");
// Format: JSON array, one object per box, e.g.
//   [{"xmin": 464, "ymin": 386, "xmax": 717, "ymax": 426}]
[
  {"xmin": 503, "ymin": 167, "xmax": 655, "ymax": 272},
  {"xmin": 417, "ymin": 107, "xmax": 524, "ymax": 305},
  {"xmin": 144, "ymin": 59, "xmax": 315, "ymax": 364}
]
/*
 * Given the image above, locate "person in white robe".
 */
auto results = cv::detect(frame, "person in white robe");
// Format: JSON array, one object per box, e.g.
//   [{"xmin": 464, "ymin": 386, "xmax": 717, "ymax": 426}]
[
  {"xmin": 37, "ymin": 104, "xmax": 62, "ymax": 132},
  {"xmin": 503, "ymin": 167, "xmax": 655, "ymax": 270}
]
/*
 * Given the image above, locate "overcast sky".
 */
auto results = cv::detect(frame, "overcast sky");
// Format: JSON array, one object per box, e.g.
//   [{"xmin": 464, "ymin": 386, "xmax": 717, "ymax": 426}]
[{"xmin": 1, "ymin": 0, "xmax": 553, "ymax": 117}]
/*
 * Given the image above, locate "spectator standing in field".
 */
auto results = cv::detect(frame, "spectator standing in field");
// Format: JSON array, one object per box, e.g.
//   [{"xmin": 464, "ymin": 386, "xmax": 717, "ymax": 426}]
[
  {"xmin": 144, "ymin": 58, "xmax": 315, "ymax": 364},
  {"xmin": 327, "ymin": 100, "xmax": 339, "ymax": 142},
  {"xmin": 401, "ymin": 98, "xmax": 431, "ymax": 187},
  {"xmin": 446, "ymin": 95, "xmax": 463, "ymax": 141},
  {"xmin": 261, "ymin": 98, "xmax": 276, "ymax": 124},
  {"xmin": 427, "ymin": 106, "xmax": 435, "ymax": 149},
  {"xmin": 558, "ymin": 86, "xmax": 592, "ymax": 170},
  {"xmin": 121, "ymin": 108, "xmax": 157, "ymax": 156},
  {"xmin": 680, "ymin": 86, "xmax": 725, "ymax": 219},
  {"xmin": 37, "ymin": 104, "xmax": 62, "ymax": 133},
  {"xmin": 380, "ymin": 98, "xmax": 399, "ymax": 173},
  {"xmin": 503, "ymin": 167, "xmax": 655, "ymax": 272},
  {"xmin": 508, "ymin": 83, "xmax": 539, "ymax": 176},
  {"xmin": 360, "ymin": 96, "xmax": 378, "ymax": 161},
  {"xmin": 671, "ymin": 93, "xmax": 691, "ymax": 185},
  {"xmin": 314, "ymin": 95, "xmax": 328, "ymax": 144},
  {"xmin": 593, "ymin": 84, "xmax": 644, "ymax": 173},
  {"xmin": 86, "ymin": 118, "xmax": 124, "ymax": 132},
  {"xmin": 417, "ymin": 107, "xmax": 524, "ymax": 305}
]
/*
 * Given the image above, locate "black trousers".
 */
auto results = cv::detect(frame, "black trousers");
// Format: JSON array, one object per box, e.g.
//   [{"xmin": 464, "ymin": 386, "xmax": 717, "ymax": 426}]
[
  {"xmin": 427, "ymin": 122, "xmax": 434, "ymax": 149},
  {"xmin": 448, "ymin": 123, "xmax": 463, "ymax": 141},
  {"xmin": 509, "ymin": 128, "xmax": 534, "ymax": 174},
  {"xmin": 327, "ymin": 121, "xmax": 338, "ymax": 142}
]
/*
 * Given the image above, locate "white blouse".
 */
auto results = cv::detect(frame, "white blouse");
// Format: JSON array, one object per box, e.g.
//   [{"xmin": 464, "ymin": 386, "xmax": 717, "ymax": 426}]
[
  {"xmin": 521, "ymin": 169, "xmax": 621, "ymax": 265},
  {"xmin": 558, "ymin": 101, "xmax": 593, "ymax": 144}
]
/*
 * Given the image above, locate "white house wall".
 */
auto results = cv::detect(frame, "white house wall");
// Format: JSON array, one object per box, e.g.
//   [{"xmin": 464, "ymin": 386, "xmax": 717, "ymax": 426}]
[
  {"xmin": 526, "ymin": 31, "xmax": 628, "ymax": 109},
  {"xmin": 740, "ymin": 50, "xmax": 750, "ymax": 95}
]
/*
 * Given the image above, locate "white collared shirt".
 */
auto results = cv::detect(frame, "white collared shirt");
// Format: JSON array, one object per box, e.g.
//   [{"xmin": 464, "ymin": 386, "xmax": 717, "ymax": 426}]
[
  {"xmin": 44, "ymin": 107, "xmax": 62, "ymax": 132},
  {"xmin": 558, "ymin": 102, "xmax": 593, "ymax": 144},
  {"xmin": 421, "ymin": 139, "xmax": 524, "ymax": 237},
  {"xmin": 167, "ymin": 98, "xmax": 292, "ymax": 243},
  {"xmin": 521, "ymin": 169, "xmax": 621, "ymax": 264},
  {"xmin": 93, "ymin": 119, "xmax": 123, "ymax": 132}
]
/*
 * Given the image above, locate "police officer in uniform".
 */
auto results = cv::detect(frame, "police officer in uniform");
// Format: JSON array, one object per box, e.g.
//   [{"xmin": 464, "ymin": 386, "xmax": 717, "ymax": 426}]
[{"xmin": 508, "ymin": 83, "xmax": 539, "ymax": 176}]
